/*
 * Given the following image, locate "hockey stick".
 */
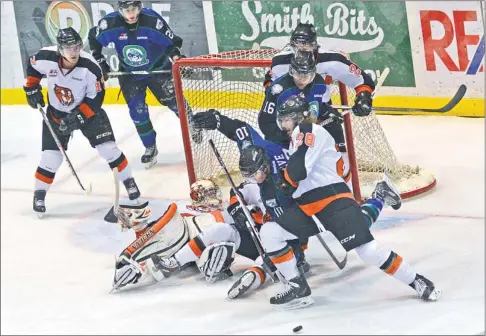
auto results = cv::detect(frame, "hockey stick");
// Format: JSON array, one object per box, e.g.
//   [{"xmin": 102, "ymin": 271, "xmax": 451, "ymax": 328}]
[
  {"xmin": 332, "ymin": 84, "xmax": 467, "ymax": 113},
  {"xmin": 37, "ymin": 105, "xmax": 92, "ymax": 195},
  {"xmin": 312, "ymin": 216, "xmax": 348, "ymax": 270},
  {"xmin": 209, "ymin": 140, "xmax": 283, "ymax": 283},
  {"xmin": 107, "ymin": 69, "xmax": 172, "ymax": 76},
  {"xmin": 104, "ymin": 168, "xmax": 121, "ymax": 223}
]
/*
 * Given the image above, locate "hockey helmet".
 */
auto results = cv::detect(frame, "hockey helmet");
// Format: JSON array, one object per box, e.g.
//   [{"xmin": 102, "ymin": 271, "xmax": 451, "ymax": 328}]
[
  {"xmin": 239, "ymin": 145, "xmax": 271, "ymax": 183},
  {"xmin": 57, "ymin": 27, "xmax": 83, "ymax": 61},
  {"xmin": 118, "ymin": 1, "xmax": 142, "ymax": 24},
  {"xmin": 277, "ymin": 95, "xmax": 313, "ymax": 133},
  {"xmin": 290, "ymin": 23, "xmax": 318, "ymax": 51},
  {"xmin": 289, "ymin": 51, "xmax": 316, "ymax": 88},
  {"xmin": 189, "ymin": 180, "xmax": 223, "ymax": 212},
  {"xmin": 116, "ymin": 201, "xmax": 152, "ymax": 230}
]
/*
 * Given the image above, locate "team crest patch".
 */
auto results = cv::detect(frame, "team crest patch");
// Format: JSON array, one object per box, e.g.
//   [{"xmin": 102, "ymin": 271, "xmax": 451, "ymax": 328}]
[
  {"xmin": 309, "ymin": 101, "xmax": 319, "ymax": 120},
  {"xmin": 156, "ymin": 19, "xmax": 164, "ymax": 30},
  {"xmin": 54, "ymin": 84, "xmax": 74, "ymax": 107},
  {"xmin": 271, "ymin": 84, "xmax": 283, "ymax": 95},
  {"xmin": 122, "ymin": 45, "xmax": 149, "ymax": 67},
  {"xmin": 99, "ymin": 19, "xmax": 108, "ymax": 30}
]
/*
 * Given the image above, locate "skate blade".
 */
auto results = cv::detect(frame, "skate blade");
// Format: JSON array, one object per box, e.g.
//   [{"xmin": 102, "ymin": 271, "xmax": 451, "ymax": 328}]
[
  {"xmin": 426, "ymin": 288, "xmax": 443, "ymax": 301},
  {"xmin": 144, "ymin": 158, "xmax": 158, "ymax": 170},
  {"xmin": 272, "ymin": 296, "xmax": 315, "ymax": 311}
]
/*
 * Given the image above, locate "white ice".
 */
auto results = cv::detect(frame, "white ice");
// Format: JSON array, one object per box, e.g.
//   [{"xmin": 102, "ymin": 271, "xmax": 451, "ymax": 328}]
[{"xmin": 1, "ymin": 105, "xmax": 484, "ymax": 335}]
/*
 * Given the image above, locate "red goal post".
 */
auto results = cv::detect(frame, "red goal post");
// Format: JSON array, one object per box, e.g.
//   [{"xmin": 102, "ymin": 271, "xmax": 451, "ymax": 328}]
[{"xmin": 172, "ymin": 49, "xmax": 436, "ymax": 203}]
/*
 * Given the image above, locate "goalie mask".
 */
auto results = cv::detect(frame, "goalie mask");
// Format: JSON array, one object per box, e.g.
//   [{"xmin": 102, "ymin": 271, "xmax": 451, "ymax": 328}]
[
  {"xmin": 188, "ymin": 180, "xmax": 223, "ymax": 212},
  {"xmin": 116, "ymin": 201, "xmax": 151, "ymax": 231}
]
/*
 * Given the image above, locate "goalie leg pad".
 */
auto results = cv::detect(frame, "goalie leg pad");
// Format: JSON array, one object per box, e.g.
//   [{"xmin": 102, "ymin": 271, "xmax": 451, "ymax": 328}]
[{"xmin": 196, "ymin": 242, "xmax": 236, "ymax": 283}]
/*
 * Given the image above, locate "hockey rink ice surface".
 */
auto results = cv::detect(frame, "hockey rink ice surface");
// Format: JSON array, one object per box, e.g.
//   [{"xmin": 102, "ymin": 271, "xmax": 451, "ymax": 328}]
[{"xmin": 1, "ymin": 105, "xmax": 484, "ymax": 335}]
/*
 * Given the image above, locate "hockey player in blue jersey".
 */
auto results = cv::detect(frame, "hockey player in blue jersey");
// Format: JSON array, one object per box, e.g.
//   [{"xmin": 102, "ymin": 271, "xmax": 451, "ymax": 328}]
[{"xmin": 88, "ymin": 1, "xmax": 196, "ymax": 168}]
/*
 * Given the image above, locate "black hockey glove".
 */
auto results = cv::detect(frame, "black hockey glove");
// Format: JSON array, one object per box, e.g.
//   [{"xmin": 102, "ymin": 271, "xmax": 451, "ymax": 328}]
[
  {"xmin": 318, "ymin": 103, "xmax": 343, "ymax": 127},
  {"xmin": 23, "ymin": 84, "xmax": 45, "ymax": 109},
  {"xmin": 191, "ymin": 109, "xmax": 221, "ymax": 130},
  {"xmin": 97, "ymin": 59, "xmax": 111, "ymax": 80},
  {"xmin": 276, "ymin": 168, "xmax": 297, "ymax": 197},
  {"xmin": 227, "ymin": 201, "xmax": 262, "ymax": 231},
  {"xmin": 58, "ymin": 109, "xmax": 88, "ymax": 136},
  {"xmin": 353, "ymin": 90, "xmax": 373, "ymax": 117}
]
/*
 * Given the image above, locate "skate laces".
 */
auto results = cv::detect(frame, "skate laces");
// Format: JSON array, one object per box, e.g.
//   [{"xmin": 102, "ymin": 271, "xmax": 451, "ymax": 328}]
[{"xmin": 276, "ymin": 281, "xmax": 299, "ymax": 299}]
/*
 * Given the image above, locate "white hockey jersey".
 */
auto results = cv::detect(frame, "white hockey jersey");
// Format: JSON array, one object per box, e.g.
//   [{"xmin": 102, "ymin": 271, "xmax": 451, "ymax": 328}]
[
  {"xmin": 269, "ymin": 46, "xmax": 375, "ymax": 102},
  {"xmin": 284, "ymin": 122, "xmax": 354, "ymax": 216},
  {"xmin": 25, "ymin": 46, "xmax": 104, "ymax": 118}
]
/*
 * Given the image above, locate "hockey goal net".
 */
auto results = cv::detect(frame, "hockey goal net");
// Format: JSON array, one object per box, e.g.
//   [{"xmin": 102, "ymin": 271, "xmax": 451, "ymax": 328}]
[{"xmin": 172, "ymin": 49, "xmax": 436, "ymax": 202}]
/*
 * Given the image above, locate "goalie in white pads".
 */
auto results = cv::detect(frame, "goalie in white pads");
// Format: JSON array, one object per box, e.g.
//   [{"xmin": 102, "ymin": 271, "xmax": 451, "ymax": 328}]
[
  {"xmin": 111, "ymin": 180, "xmax": 270, "ymax": 291},
  {"xmin": 259, "ymin": 94, "xmax": 442, "ymax": 309}
]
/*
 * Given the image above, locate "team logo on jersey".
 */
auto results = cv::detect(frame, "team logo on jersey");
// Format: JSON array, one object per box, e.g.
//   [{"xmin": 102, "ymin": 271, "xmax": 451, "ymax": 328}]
[
  {"xmin": 48, "ymin": 69, "xmax": 58, "ymax": 77},
  {"xmin": 122, "ymin": 45, "xmax": 149, "ymax": 67},
  {"xmin": 309, "ymin": 101, "xmax": 319, "ymax": 120},
  {"xmin": 265, "ymin": 199, "xmax": 278, "ymax": 207},
  {"xmin": 156, "ymin": 19, "xmax": 164, "ymax": 30},
  {"xmin": 54, "ymin": 84, "xmax": 74, "ymax": 107},
  {"xmin": 271, "ymin": 84, "xmax": 283, "ymax": 95},
  {"xmin": 45, "ymin": 1, "xmax": 91, "ymax": 46}
]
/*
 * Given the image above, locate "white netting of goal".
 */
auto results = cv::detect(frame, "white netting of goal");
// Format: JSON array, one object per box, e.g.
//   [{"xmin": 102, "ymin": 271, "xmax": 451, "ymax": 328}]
[{"xmin": 174, "ymin": 49, "xmax": 436, "ymax": 201}]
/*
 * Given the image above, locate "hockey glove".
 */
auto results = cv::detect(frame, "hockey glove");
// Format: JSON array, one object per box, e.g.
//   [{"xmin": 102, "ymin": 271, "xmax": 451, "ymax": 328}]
[
  {"xmin": 191, "ymin": 109, "xmax": 221, "ymax": 130},
  {"xmin": 353, "ymin": 90, "xmax": 373, "ymax": 117},
  {"xmin": 276, "ymin": 168, "xmax": 297, "ymax": 197},
  {"xmin": 97, "ymin": 59, "xmax": 111, "ymax": 80},
  {"xmin": 23, "ymin": 84, "xmax": 45, "ymax": 109},
  {"xmin": 58, "ymin": 109, "xmax": 88, "ymax": 136},
  {"xmin": 318, "ymin": 103, "xmax": 343, "ymax": 126}
]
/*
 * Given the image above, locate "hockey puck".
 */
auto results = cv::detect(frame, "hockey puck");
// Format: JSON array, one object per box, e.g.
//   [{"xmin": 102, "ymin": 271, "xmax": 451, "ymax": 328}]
[{"xmin": 293, "ymin": 325, "xmax": 303, "ymax": 333}]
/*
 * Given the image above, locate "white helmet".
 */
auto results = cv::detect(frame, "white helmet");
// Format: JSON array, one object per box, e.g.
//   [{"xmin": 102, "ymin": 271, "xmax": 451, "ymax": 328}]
[
  {"xmin": 116, "ymin": 201, "xmax": 152, "ymax": 231},
  {"xmin": 188, "ymin": 180, "xmax": 223, "ymax": 212}
]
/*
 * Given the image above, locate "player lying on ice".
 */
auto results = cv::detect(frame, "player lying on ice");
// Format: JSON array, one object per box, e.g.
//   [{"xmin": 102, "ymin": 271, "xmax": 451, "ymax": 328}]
[{"xmin": 249, "ymin": 94, "xmax": 442, "ymax": 309}]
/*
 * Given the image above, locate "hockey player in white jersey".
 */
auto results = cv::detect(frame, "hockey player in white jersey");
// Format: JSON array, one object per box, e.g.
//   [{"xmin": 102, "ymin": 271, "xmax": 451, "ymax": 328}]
[
  {"xmin": 23, "ymin": 27, "xmax": 141, "ymax": 215},
  {"xmin": 259, "ymin": 94, "xmax": 441, "ymax": 309}
]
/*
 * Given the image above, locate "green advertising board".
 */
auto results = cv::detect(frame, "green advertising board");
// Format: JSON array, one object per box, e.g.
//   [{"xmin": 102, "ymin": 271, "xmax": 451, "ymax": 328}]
[{"xmin": 212, "ymin": 1, "xmax": 415, "ymax": 87}]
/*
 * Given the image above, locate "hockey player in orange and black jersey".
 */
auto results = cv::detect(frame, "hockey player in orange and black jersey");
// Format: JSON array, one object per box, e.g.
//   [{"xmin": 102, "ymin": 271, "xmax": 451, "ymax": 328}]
[
  {"xmin": 264, "ymin": 22, "xmax": 375, "ymax": 118},
  {"xmin": 259, "ymin": 94, "xmax": 441, "ymax": 309},
  {"xmin": 23, "ymin": 27, "xmax": 141, "ymax": 216}
]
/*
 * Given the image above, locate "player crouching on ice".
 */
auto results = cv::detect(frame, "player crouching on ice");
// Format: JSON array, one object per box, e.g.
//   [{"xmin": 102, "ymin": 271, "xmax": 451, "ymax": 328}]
[
  {"xmin": 257, "ymin": 94, "xmax": 441, "ymax": 309},
  {"xmin": 111, "ymin": 180, "xmax": 271, "ymax": 292}
]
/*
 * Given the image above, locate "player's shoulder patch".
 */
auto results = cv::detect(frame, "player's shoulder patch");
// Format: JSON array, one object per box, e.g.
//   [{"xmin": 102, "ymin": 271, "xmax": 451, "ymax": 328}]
[
  {"xmin": 99, "ymin": 19, "xmax": 108, "ymax": 30},
  {"xmin": 271, "ymin": 83, "xmax": 283, "ymax": 95},
  {"xmin": 156, "ymin": 18, "xmax": 164, "ymax": 30}
]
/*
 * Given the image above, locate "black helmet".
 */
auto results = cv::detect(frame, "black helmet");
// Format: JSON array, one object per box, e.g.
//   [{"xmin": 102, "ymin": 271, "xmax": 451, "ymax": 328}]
[
  {"xmin": 290, "ymin": 23, "xmax": 317, "ymax": 50},
  {"xmin": 118, "ymin": 1, "xmax": 142, "ymax": 9},
  {"xmin": 289, "ymin": 50, "xmax": 316, "ymax": 76},
  {"xmin": 277, "ymin": 95, "xmax": 311, "ymax": 130},
  {"xmin": 239, "ymin": 145, "xmax": 270, "ymax": 181},
  {"xmin": 56, "ymin": 27, "xmax": 82, "ymax": 48}
]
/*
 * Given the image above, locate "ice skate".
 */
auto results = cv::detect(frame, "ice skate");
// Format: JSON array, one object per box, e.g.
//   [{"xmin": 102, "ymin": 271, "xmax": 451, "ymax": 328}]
[
  {"xmin": 141, "ymin": 145, "xmax": 158, "ymax": 169},
  {"xmin": 372, "ymin": 174, "xmax": 402, "ymax": 210},
  {"xmin": 33, "ymin": 190, "xmax": 46, "ymax": 218},
  {"xmin": 270, "ymin": 274, "xmax": 314, "ymax": 310},
  {"xmin": 123, "ymin": 177, "xmax": 141, "ymax": 200},
  {"xmin": 227, "ymin": 267, "xmax": 262, "ymax": 299},
  {"xmin": 146, "ymin": 255, "xmax": 180, "ymax": 282},
  {"xmin": 410, "ymin": 274, "xmax": 442, "ymax": 301}
]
